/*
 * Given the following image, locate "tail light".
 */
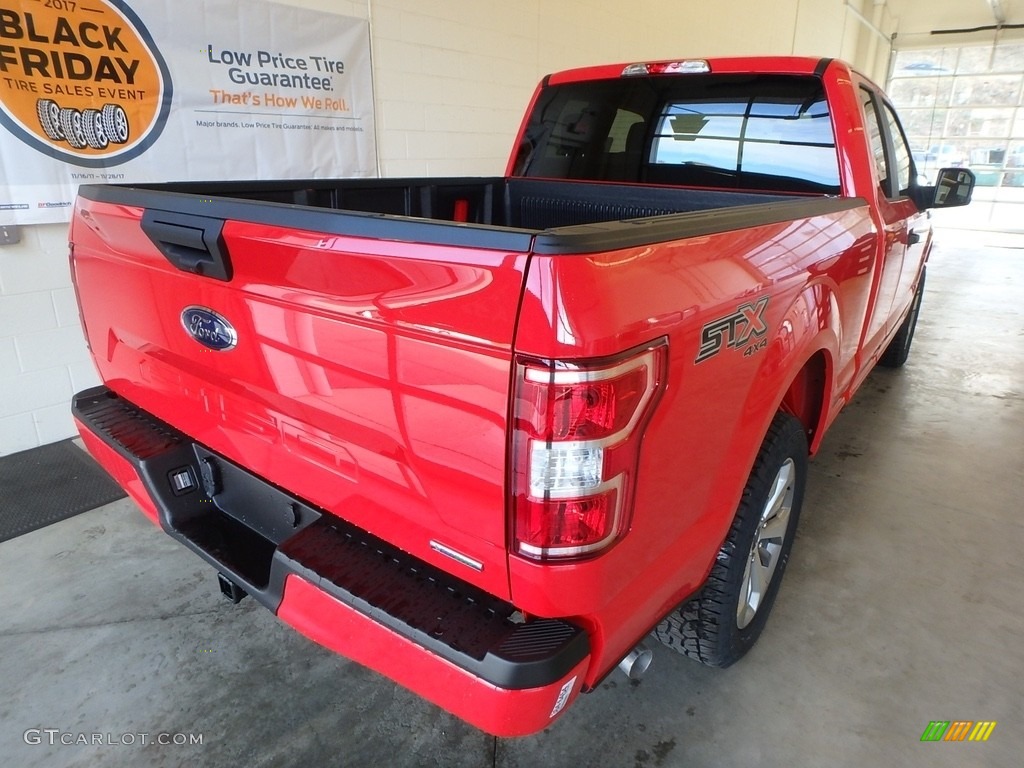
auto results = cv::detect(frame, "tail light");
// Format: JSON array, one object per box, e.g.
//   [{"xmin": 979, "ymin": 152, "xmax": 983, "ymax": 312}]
[{"xmin": 511, "ymin": 341, "xmax": 667, "ymax": 561}]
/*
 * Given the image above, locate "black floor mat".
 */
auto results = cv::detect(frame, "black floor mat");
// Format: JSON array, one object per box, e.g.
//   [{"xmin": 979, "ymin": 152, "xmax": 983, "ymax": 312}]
[{"xmin": 0, "ymin": 438, "xmax": 127, "ymax": 544}]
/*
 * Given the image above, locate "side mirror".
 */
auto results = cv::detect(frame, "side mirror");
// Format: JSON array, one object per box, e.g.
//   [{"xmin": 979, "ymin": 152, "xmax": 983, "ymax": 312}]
[{"xmin": 931, "ymin": 167, "xmax": 975, "ymax": 208}]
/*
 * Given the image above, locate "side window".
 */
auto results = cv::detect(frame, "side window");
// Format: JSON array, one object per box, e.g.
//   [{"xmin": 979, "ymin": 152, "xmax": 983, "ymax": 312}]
[
  {"xmin": 882, "ymin": 102, "xmax": 913, "ymax": 196},
  {"xmin": 860, "ymin": 87, "xmax": 890, "ymax": 195}
]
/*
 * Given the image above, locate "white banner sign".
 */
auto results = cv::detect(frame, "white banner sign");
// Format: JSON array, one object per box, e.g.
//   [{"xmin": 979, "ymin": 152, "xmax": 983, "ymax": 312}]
[{"xmin": 0, "ymin": 0, "xmax": 377, "ymax": 224}]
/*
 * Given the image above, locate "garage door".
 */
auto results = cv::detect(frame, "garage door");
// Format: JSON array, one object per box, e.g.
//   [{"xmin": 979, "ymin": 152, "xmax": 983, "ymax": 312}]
[{"xmin": 889, "ymin": 42, "xmax": 1024, "ymax": 230}]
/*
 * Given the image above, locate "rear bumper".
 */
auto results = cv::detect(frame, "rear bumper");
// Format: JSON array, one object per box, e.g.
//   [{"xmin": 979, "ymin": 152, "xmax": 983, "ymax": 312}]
[{"xmin": 72, "ymin": 385, "xmax": 590, "ymax": 736}]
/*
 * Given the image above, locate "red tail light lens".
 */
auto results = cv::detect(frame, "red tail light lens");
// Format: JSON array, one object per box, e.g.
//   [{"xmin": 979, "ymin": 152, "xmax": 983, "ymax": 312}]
[
  {"xmin": 516, "ymin": 490, "xmax": 618, "ymax": 555},
  {"xmin": 511, "ymin": 342, "xmax": 667, "ymax": 561},
  {"xmin": 519, "ymin": 367, "xmax": 650, "ymax": 441}
]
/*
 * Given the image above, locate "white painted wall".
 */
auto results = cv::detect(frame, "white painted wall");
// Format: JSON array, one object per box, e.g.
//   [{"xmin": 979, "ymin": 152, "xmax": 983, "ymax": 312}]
[{"xmin": 0, "ymin": 0, "xmax": 889, "ymax": 455}]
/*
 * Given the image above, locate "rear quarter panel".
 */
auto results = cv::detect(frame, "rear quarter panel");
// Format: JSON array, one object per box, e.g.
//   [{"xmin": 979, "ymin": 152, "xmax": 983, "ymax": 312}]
[{"xmin": 510, "ymin": 204, "xmax": 876, "ymax": 682}]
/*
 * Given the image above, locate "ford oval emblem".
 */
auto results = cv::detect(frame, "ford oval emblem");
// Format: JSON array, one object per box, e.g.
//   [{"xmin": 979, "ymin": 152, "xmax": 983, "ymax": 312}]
[{"xmin": 181, "ymin": 306, "xmax": 237, "ymax": 351}]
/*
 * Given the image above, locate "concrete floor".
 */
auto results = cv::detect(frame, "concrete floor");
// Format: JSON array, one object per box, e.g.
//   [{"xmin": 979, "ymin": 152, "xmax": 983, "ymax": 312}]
[{"xmin": 1, "ymin": 231, "xmax": 1022, "ymax": 767}]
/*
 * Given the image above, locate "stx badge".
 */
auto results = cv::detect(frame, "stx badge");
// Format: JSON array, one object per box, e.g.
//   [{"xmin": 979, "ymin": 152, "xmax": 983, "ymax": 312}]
[{"xmin": 695, "ymin": 297, "xmax": 769, "ymax": 363}]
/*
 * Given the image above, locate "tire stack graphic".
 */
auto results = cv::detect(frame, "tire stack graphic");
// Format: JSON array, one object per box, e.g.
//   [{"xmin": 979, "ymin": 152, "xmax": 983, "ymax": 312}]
[{"xmin": 36, "ymin": 99, "xmax": 130, "ymax": 150}]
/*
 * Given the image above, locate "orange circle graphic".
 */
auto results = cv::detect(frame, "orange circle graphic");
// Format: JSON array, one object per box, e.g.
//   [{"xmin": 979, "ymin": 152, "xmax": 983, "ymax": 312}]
[{"xmin": 0, "ymin": 0, "xmax": 170, "ymax": 164}]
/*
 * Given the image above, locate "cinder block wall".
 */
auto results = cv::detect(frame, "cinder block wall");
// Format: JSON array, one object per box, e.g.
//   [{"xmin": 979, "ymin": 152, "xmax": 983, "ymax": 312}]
[
  {"xmin": 0, "ymin": 228, "xmax": 98, "ymax": 452},
  {"xmin": 0, "ymin": 0, "xmax": 885, "ymax": 455}
]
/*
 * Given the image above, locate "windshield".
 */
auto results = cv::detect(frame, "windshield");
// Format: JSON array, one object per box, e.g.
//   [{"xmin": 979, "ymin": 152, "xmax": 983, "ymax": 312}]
[{"xmin": 513, "ymin": 74, "xmax": 840, "ymax": 195}]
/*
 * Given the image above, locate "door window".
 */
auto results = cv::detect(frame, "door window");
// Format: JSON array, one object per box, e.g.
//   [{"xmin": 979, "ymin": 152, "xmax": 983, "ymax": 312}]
[
  {"xmin": 882, "ymin": 102, "xmax": 914, "ymax": 196},
  {"xmin": 860, "ymin": 87, "xmax": 891, "ymax": 195}
]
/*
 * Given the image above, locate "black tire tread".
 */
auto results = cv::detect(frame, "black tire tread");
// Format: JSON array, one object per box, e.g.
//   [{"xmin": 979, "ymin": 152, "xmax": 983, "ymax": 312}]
[{"xmin": 654, "ymin": 412, "xmax": 806, "ymax": 668}]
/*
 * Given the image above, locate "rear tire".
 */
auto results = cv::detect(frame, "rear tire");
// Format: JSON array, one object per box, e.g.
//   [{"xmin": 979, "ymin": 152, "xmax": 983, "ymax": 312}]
[
  {"xmin": 879, "ymin": 268, "xmax": 926, "ymax": 369},
  {"xmin": 654, "ymin": 412, "xmax": 807, "ymax": 667}
]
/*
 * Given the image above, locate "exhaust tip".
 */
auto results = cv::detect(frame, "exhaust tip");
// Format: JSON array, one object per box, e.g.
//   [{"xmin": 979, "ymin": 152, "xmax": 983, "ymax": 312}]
[
  {"xmin": 618, "ymin": 642, "xmax": 653, "ymax": 680},
  {"xmin": 217, "ymin": 572, "xmax": 247, "ymax": 604}
]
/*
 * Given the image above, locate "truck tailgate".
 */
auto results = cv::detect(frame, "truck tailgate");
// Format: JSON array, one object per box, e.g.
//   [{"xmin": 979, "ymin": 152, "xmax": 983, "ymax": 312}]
[{"xmin": 70, "ymin": 195, "xmax": 532, "ymax": 599}]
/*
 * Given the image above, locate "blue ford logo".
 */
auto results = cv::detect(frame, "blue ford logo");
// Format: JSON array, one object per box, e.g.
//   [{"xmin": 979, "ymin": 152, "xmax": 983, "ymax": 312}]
[{"xmin": 181, "ymin": 306, "xmax": 237, "ymax": 351}]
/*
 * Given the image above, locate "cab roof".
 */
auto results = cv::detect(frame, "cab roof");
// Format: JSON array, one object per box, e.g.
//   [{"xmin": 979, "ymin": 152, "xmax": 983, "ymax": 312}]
[{"xmin": 546, "ymin": 56, "xmax": 845, "ymax": 85}]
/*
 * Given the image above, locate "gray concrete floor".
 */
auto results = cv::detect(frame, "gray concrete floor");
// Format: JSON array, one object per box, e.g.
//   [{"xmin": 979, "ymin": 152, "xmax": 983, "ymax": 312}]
[{"xmin": 2, "ymin": 232, "xmax": 1022, "ymax": 767}]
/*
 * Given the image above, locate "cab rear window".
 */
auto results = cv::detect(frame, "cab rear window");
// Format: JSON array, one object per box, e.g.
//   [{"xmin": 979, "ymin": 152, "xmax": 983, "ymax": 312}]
[{"xmin": 514, "ymin": 74, "xmax": 840, "ymax": 195}]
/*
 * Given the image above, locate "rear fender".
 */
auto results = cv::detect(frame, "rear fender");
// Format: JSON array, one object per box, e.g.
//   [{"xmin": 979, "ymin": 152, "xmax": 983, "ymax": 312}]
[
  {"xmin": 741, "ymin": 280, "xmax": 838, "ymax": 456},
  {"xmin": 699, "ymin": 281, "xmax": 838, "ymax": 557}
]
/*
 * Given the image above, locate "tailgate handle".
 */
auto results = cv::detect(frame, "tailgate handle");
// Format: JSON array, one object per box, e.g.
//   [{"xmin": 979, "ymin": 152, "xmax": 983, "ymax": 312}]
[{"xmin": 141, "ymin": 210, "xmax": 232, "ymax": 281}]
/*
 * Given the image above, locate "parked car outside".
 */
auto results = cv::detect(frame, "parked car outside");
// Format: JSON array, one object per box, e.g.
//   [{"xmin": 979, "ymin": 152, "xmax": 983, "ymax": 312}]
[{"xmin": 917, "ymin": 143, "xmax": 966, "ymax": 183}]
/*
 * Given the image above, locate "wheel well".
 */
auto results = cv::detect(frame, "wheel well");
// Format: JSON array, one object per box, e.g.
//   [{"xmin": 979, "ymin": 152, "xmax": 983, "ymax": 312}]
[{"xmin": 779, "ymin": 352, "xmax": 827, "ymax": 449}]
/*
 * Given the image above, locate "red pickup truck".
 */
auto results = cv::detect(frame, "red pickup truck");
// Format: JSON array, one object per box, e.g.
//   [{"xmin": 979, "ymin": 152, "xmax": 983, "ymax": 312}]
[{"xmin": 69, "ymin": 56, "xmax": 973, "ymax": 736}]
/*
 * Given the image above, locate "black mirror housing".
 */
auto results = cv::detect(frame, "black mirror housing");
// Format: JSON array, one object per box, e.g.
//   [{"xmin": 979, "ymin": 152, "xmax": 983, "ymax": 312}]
[{"xmin": 931, "ymin": 167, "xmax": 975, "ymax": 209}]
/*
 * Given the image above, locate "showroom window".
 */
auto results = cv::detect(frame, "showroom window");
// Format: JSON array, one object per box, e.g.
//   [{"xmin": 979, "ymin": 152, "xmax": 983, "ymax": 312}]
[{"xmin": 889, "ymin": 42, "xmax": 1024, "ymax": 227}]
